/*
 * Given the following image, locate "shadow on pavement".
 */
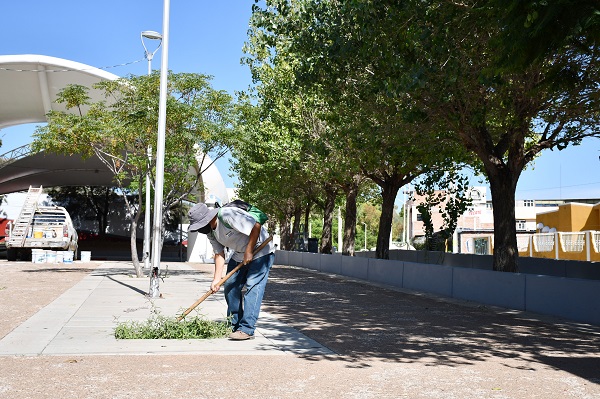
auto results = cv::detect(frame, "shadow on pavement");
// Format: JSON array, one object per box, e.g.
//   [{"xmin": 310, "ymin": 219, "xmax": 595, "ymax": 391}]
[{"xmin": 263, "ymin": 265, "xmax": 600, "ymax": 384}]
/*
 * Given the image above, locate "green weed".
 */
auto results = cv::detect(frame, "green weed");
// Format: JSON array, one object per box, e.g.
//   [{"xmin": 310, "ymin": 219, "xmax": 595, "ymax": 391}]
[{"xmin": 114, "ymin": 311, "xmax": 231, "ymax": 340}]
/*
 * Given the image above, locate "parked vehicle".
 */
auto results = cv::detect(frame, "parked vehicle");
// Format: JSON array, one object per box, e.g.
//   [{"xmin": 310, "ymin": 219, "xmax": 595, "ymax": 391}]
[
  {"xmin": 5, "ymin": 206, "xmax": 78, "ymax": 261},
  {"xmin": 0, "ymin": 218, "xmax": 12, "ymax": 251},
  {"xmin": 4, "ymin": 186, "xmax": 78, "ymax": 261}
]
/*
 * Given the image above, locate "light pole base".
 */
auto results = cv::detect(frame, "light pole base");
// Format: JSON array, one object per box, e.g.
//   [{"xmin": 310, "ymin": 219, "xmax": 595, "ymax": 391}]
[{"xmin": 148, "ymin": 267, "xmax": 161, "ymax": 298}]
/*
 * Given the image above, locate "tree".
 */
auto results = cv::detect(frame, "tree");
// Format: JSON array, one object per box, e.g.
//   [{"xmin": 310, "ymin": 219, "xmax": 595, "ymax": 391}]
[
  {"xmin": 412, "ymin": 169, "xmax": 473, "ymax": 251},
  {"xmin": 239, "ymin": 39, "xmax": 362, "ymax": 254},
  {"xmin": 251, "ymin": 0, "xmax": 600, "ymax": 271},
  {"xmin": 358, "ymin": 201, "xmax": 381, "ymax": 251},
  {"xmin": 247, "ymin": 0, "xmax": 470, "ymax": 259},
  {"xmin": 33, "ymin": 72, "xmax": 233, "ymax": 277},
  {"xmin": 405, "ymin": 1, "xmax": 600, "ymax": 271}
]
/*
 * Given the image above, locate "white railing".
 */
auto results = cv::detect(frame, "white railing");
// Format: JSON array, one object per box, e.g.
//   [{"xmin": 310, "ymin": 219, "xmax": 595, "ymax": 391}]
[
  {"xmin": 533, "ymin": 233, "xmax": 555, "ymax": 253},
  {"xmin": 523, "ymin": 230, "xmax": 600, "ymax": 261},
  {"xmin": 593, "ymin": 232, "xmax": 600, "ymax": 252},
  {"xmin": 0, "ymin": 144, "xmax": 32, "ymax": 169},
  {"xmin": 516, "ymin": 235, "xmax": 530, "ymax": 252},
  {"xmin": 560, "ymin": 232, "xmax": 585, "ymax": 252}
]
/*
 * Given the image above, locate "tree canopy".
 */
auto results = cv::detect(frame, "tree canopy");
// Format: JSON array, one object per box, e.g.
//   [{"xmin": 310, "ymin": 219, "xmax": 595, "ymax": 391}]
[
  {"xmin": 236, "ymin": 0, "xmax": 600, "ymax": 271},
  {"xmin": 33, "ymin": 72, "xmax": 234, "ymax": 276}
]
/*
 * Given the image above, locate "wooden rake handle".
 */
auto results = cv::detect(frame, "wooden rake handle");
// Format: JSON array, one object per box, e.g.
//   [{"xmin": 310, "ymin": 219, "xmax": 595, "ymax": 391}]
[{"xmin": 177, "ymin": 235, "xmax": 273, "ymax": 321}]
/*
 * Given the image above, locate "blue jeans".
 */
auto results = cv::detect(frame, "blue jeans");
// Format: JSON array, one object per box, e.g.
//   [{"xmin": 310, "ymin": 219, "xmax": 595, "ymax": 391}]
[{"xmin": 223, "ymin": 252, "xmax": 274, "ymax": 336}]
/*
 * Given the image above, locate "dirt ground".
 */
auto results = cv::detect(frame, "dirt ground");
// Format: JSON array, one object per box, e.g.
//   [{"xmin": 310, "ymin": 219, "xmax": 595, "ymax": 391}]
[
  {"xmin": 0, "ymin": 261, "xmax": 599, "ymax": 399},
  {"xmin": 0, "ymin": 262, "xmax": 92, "ymax": 338}
]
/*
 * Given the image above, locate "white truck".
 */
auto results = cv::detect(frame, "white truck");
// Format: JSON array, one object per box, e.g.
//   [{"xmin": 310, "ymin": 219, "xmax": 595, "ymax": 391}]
[{"xmin": 4, "ymin": 186, "xmax": 78, "ymax": 261}]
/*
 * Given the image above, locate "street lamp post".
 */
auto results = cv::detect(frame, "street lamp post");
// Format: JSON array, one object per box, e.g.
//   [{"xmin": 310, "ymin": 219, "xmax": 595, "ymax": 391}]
[
  {"xmin": 148, "ymin": 0, "xmax": 171, "ymax": 299},
  {"xmin": 141, "ymin": 30, "xmax": 162, "ymax": 272}
]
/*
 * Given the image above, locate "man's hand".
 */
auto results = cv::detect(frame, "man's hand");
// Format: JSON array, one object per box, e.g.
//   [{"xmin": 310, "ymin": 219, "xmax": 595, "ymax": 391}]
[
  {"xmin": 210, "ymin": 278, "xmax": 221, "ymax": 293},
  {"xmin": 212, "ymin": 252, "xmax": 225, "ymax": 292},
  {"xmin": 243, "ymin": 247, "xmax": 254, "ymax": 265}
]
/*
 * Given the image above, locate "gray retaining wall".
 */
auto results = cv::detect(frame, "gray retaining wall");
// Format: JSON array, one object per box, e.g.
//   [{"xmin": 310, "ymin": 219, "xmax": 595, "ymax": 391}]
[{"xmin": 277, "ymin": 250, "xmax": 600, "ymax": 326}]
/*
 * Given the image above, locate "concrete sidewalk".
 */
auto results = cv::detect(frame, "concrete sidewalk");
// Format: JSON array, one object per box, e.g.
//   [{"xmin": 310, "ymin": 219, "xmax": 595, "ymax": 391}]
[{"xmin": 0, "ymin": 262, "xmax": 331, "ymax": 357}]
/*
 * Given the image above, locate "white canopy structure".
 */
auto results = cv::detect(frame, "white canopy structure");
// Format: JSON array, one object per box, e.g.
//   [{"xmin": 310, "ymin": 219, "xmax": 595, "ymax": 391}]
[
  {"xmin": 0, "ymin": 54, "xmax": 231, "ymax": 262},
  {"xmin": 0, "ymin": 55, "xmax": 121, "ymax": 194},
  {"xmin": 0, "ymin": 54, "xmax": 229, "ymax": 203},
  {"xmin": 0, "ymin": 54, "xmax": 118, "ymax": 130}
]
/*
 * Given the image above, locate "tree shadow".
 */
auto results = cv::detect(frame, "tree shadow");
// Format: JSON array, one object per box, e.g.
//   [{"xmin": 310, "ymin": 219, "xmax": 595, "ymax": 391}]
[
  {"xmin": 263, "ymin": 266, "xmax": 600, "ymax": 384},
  {"xmin": 106, "ymin": 275, "xmax": 147, "ymax": 296}
]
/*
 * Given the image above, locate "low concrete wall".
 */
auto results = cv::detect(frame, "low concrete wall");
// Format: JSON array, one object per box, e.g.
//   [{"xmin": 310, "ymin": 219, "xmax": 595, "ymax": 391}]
[
  {"xmin": 403, "ymin": 262, "xmax": 453, "ymax": 297},
  {"xmin": 367, "ymin": 259, "xmax": 403, "ymax": 287},
  {"xmin": 525, "ymin": 275, "xmax": 600, "ymax": 325},
  {"xmin": 321, "ymin": 253, "xmax": 342, "ymax": 275},
  {"xmin": 302, "ymin": 252, "xmax": 321, "ymax": 272},
  {"xmin": 275, "ymin": 250, "xmax": 600, "ymax": 326},
  {"xmin": 342, "ymin": 256, "xmax": 368, "ymax": 280},
  {"xmin": 360, "ymin": 249, "xmax": 599, "ymax": 279},
  {"xmin": 453, "ymin": 267, "xmax": 526, "ymax": 310}
]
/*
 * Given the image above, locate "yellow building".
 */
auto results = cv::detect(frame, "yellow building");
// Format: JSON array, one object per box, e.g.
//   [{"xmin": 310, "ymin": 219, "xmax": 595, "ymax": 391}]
[
  {"xmin": 536, "ymin": 202, "xmax": 600, "ymax": 232},
  {"xmin": 521, "ymin": 202, "xmax": 600, "ymax": 262}
]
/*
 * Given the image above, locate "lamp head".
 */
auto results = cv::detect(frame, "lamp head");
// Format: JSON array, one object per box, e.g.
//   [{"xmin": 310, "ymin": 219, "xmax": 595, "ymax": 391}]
[{"xmin": 141, "ymin": 30, "xmax": 163, "ymax": 40}]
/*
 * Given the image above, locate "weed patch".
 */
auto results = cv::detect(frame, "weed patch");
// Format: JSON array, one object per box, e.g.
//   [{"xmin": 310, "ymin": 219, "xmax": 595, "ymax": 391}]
[{"xmin": 115, "ymin": 313, "xmax": 231, "ymax": 339}]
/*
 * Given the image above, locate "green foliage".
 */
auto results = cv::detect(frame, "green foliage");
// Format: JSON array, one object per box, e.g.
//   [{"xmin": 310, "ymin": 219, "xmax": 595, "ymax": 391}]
[
  {"xmin": 114, "ymin": 312, "xmax": 231, "ymax": 340},
  {"xmin": 357, "ymin": 202, "xmax": 382, "ymax": 250},
  {"xmin": 245, "ymin": 0, "xmax": 470, "ymax": 259},
  {"xmin": 33, "ymin": 72, "xmax": 234, "ymax": 273},
  {"xmin": 489, "ymin": 0, "xmax": 600, "ymax": 69},
  {"xmin": 413, "ymin": 168, "xmax": 473, "ymax": 251},
  {"xmin": 241, "ymin": 0, "xmax": 600, "ymax": 269}
]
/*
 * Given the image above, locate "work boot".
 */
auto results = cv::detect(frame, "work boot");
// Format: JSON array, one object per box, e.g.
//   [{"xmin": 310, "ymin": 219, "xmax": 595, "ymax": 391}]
[{"xmin": 229, "ymin": 331, "xmax": 254, "ymax": 340}]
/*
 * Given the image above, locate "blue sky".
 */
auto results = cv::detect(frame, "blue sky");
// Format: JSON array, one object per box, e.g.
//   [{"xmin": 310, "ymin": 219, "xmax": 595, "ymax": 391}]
[{"xmin": 2, "ymin": 1, "xmax": 599, "ymax": 202}]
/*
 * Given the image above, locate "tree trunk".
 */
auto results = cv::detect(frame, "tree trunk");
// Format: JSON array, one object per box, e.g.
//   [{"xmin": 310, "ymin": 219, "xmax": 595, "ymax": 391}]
[
  {"xmin": 99, "ymin": 188, "xmax": 110, "ymax": 235},
  {"xmin": 124, "ymin": 181, "xmax": 144, "ymax": 278},
  {"xmin": 303, "ymin": 202, "xmax": 311, "ymax": 239},
  {"xmin": 291, "ymin": 206, "xmax": 303, "ymax": 251},
  {"xmin": 320, "ymin": 186, "xmax": 337, "ymax": 254},
  {"xmin": 488, "ymin": 170, "xmax": 519, "ymax": 272},
  {"xmin": 342, "ymin": 178, "xmax": 360, "ymax": 256},
  {"xmin": 279, "ymin": 216, "xmax": 292, "ymax": 250},
  {"xmin": 130, "ymin": 204, "xmax": 144, "ymax": 278},
  {"xmin": 376, "ymin": 183, "xmax": 401, "ymax": 259}
]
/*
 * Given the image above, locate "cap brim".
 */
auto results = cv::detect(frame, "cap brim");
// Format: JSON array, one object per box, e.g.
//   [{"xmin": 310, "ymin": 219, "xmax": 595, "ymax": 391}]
[{"xmin": 188, "ymin": 208, "xmax": 218, "ymax": 232}]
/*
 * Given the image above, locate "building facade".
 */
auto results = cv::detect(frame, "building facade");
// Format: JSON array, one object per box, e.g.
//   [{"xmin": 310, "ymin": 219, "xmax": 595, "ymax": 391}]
[{"xmin": 405, "ymin": 186, "xmax": 600, "ymax": 256}]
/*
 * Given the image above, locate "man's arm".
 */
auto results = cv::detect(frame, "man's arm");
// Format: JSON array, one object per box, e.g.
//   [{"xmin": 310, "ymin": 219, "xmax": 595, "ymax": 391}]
[
  {"xmin": 211, "ymin": 251, "xmax": 226, "ymax": 292},
  {"xmin": 243, "ymin": 222, "xmax": 261, "ymax": 265}
]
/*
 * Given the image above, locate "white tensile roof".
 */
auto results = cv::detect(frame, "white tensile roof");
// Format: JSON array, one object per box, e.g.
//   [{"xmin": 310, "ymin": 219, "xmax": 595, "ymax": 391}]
[
  {"xmin": 0, "ymin": 55, "xmax": 120, "ymax": 194},
  {"xmin": 0, "ymin": 54, "xmax": 119, "ymax": 130},
  {"xmin": 0, "ymin": 55, "xmax": 228, "ymax": 202}
]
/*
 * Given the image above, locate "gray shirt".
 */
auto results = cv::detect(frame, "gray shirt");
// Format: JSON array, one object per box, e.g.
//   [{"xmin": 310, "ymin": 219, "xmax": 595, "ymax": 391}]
[{"xmin": 207, "ymin": 207, "xmax": 273, "ymax": 262}]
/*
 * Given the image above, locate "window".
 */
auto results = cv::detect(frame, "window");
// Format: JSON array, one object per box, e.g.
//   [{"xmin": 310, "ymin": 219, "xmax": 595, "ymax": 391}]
[
  {"xmin": 524, "ymin": 200, "xmax": 534, "ymax": 207},
  {"xmin": 469, "ymin": 189, "xmax": 481, "ymax": 200},
  {"xmin": 416, "ymin": 213, "xmax": 423, "ymax": 221},
  {"xmin": 516, "ymin": 220, "xmax": 526, "ymax": 231}
]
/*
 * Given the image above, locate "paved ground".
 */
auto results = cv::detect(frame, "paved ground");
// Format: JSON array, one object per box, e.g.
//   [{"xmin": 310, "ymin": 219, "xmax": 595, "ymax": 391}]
[{"xmin": 0, "ymin": 259, "xmax": 599, "ymax": 399}]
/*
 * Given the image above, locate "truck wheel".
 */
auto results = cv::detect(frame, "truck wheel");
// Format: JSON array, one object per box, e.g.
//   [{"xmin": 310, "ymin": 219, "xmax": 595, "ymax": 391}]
[{"xmin": 6, "ymin": 248, "xmax": 17, "ymax": 261}]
